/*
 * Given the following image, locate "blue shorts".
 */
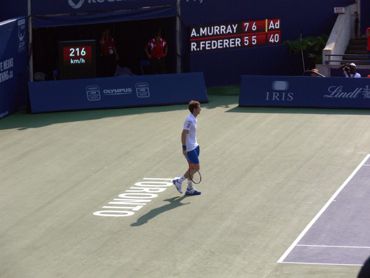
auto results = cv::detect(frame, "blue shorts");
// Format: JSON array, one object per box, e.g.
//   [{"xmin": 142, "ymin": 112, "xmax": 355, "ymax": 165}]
[{"xmin": 186, "ymin": 146, "xmax": 200, "ymax": 164}]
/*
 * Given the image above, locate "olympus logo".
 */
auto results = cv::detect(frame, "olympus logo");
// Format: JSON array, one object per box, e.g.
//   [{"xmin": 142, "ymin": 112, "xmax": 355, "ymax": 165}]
[
  {"xmin": 103, "ymin": 88, "xmax": 133, "ymax": 95},
  {"xmin": 68, "ymin": 0, "xmax": 124, "ymax": 9},
  {"xmin": 86, "ymin": 85, "xmax": 101, "ymax": 102},
  {"xmin": 135, "ymin": 82, "xmax": 150, "ymax": 98}
]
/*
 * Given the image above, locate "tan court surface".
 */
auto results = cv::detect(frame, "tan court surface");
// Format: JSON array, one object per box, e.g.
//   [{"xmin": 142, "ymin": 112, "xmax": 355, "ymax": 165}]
[{"xmin": 1, "ymin": 95, "xmax": 369, "ymax": 278}]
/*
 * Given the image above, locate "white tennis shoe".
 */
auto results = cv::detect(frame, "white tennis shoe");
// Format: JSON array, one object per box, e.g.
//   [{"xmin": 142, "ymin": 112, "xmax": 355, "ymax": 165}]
[{"xmin": 172, "ymin": 178, "xmax": 183, "ymax": 194}]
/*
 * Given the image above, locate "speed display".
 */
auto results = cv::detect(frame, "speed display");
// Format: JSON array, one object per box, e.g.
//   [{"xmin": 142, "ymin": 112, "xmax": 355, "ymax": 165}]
[
  {"xmin": 190, "ymin": 19, "xmax": 281, "ymax": 52},
  {"xmin": 58, "ymin": 40, "xmax": 96, "ymax": 80}
]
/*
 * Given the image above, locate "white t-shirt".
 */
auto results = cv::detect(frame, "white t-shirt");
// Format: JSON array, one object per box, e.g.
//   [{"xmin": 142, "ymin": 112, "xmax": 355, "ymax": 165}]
[
  {"xmin": 183, "ymin": 113, "xmax": 198, "ymax": 152},
  {"xmin": 344, "ymin": 72, "xmax": 362, "ymax": 78}
]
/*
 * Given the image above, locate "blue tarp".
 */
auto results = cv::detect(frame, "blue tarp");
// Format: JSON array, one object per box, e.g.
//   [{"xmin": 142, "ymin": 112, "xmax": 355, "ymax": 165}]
[
  {"xmin": 240, "ymin": 75, "xmax": 370, "ymax": 109},
  {"xmin": 0, "ymin": 17, "xmax": 28, "ymax": 119},
  {"xmin": 29, "ymin": 72, "xmax": 208, "ymax": 113}
]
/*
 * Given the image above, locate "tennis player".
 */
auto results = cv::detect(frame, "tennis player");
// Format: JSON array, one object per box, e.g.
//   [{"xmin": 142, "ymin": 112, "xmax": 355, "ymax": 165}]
[{"xmin": 172, "ymin": 100, "xmax": 202, "ymax": 196}]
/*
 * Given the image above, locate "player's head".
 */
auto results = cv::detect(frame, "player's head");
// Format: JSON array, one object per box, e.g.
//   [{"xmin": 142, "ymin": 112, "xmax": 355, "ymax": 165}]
[{"xmin": 188, "ymin": 100, "xmax": 201, "ymax": 116}]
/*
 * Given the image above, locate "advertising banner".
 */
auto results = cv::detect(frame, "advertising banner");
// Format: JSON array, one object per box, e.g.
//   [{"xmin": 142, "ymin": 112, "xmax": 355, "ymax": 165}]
[
  {"xmin": 0, "ymin": 17, "xmax": 28, "ymax": 119},
  {"xmin": 29, "ymin": 72, "xmax": 208, "ymax": 113},
  {"xmin": 240, "ymin": 75, "xmax": 370, "ymax": 108}
]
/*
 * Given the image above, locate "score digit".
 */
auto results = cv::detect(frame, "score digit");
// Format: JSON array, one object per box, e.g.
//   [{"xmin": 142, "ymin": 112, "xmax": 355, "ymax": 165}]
[
  {"xmin": 267, "ymin": 32, "xmax": 281, "ymax": 44},
  {"xmin": 69, "ymin": 47, "xmax": 87, "ymax": 57},
  {"xmin": 243, "ymin": 22, "xmax": 249, "ymax": 32},
  {"xmin": 251, "ymin": 22, "xmax": 257, "ymax": 31},
  {"xmin": 80, "ymin": 48, "xmax": 86, "ymax": 56}
]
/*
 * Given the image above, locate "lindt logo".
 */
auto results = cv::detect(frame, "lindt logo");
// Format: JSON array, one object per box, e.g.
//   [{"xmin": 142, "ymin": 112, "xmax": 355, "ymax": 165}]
[{"xmin": 324, "ymin": 86, "xmax": 366, "ymax": 99}]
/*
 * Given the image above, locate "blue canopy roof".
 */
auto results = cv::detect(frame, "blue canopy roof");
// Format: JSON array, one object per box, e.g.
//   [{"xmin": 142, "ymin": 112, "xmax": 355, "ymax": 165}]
[
  {"xmin": 28, "ymin": 0, "xmax": 176, "ymax": 28},
  {"xmin": 32, "ymin": 4, "xmax": 176, "ymax": 28}
]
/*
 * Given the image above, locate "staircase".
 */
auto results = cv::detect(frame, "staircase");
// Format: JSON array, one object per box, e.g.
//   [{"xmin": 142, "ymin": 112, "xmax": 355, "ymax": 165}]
[{"xmin": 342, "ymin": 38, "xmax": 369, "ymax": 65}]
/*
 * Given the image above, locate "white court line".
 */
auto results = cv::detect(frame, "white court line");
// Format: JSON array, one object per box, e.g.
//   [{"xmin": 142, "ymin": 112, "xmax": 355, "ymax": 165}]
[
  {"xmin": 143, "ymin": 178, "xmax": 172, "ymax": 181},
  {"xmin": 281, "ymin": 261, "xmax": 362, "ymax": 267},
  {"xmin": 277, "ymin": 154, "xmax": 370, "ymax": 264},
  {"xmin": 297, "ymin": 244, "xmax": 370, "ymax": 249}
]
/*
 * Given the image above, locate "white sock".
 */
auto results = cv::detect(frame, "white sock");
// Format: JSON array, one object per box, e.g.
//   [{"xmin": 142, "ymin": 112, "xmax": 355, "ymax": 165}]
[
  {"xmin": 187, "ymin": 181, "xmax": 193, "ymax": 191},
  {"xmin": 179, "ymin": 176, "xmax": 186, "ymax": 183}
]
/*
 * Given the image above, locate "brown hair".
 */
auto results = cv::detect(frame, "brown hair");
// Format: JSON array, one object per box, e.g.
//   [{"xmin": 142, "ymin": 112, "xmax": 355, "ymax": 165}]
[{"xmin": 188, "ymin": 100, "xmax": 200, "ymax": 113}]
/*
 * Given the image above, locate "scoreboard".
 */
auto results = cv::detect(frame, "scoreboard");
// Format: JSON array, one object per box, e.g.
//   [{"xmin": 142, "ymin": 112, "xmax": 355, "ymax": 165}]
[
  {"xmin": 58, "ymin": 40, "xmax": 96, "ymax": 80},
  {"xmin": 190, "ymin": 19, "xmax": 281, "ymax": 52}
]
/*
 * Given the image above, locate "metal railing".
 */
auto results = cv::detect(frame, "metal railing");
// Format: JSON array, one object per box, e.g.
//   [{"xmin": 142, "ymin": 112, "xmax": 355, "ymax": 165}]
[{"xmin": 324, "ymin": 53, "xmax": 370, "ymax": 65}]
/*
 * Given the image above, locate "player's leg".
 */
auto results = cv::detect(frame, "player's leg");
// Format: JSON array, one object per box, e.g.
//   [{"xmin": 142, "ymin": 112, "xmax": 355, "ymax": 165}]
[
  {"xmin": 172, "ymin": 150, "xmax": 192, "ymax": 194},
  {"xmin": 173, "ymin": 146, "xmax": 201, "ymax": 195},
  {"xmin": 185, "ymin": 146, "xmax": 201, "ymax": 196}
]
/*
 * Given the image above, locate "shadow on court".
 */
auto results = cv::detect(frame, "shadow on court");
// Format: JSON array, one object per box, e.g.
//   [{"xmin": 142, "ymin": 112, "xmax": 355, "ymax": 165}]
[
  {"xmin": 0, "ymin": 105, "xmax": 184, "ymax": 130},
  {"xmin": 131, "ymin": 196, "xmax": 190, "ymax": 227},
  {"xmin": 0, "ymin": 95, "xmax": 238, "ymax": 130}
]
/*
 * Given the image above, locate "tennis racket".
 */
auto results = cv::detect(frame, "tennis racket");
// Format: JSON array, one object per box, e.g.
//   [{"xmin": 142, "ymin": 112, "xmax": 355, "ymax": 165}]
[{"xmin": 189, "ymin": 170, "xmax": 202, "ymax": 184}]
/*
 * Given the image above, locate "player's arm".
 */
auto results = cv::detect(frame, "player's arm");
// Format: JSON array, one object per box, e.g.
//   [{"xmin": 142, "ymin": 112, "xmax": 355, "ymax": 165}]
[{"xmin": 181, "ymin": 129, "xmax": 188, "ymax": 155}]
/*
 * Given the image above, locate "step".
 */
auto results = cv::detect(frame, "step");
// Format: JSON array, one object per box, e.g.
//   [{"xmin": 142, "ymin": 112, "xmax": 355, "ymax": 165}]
[
  {"xmin": 347, "ymin": 45, "xmax": 367, "ymax": 50},
  {"xmin": 349, "ymin": 38, "xmax": 367, "ymax": 44},
  {"xmin": 343, "ymin": 54, "xmax": 369, "ymax": 60},
  {"xmin": 346, "ymin": 50, "xmax": 369, "ymax": 55}
]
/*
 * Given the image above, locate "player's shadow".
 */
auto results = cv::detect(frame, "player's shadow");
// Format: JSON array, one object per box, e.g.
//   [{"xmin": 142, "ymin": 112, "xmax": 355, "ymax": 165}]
[{"xmin": 131, "ymin": 196, "xmax": 190, "ymax": 227}]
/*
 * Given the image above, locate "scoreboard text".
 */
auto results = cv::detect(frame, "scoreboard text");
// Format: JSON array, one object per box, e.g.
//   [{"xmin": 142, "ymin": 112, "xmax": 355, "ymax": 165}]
[
  {"xmin": 58, "ymin": 40, "xmax": 96, "ymax": 80},
  {"xmin": 62, "ymin": 46, "xmax": 93, "ymax": 65},
  {"xmin": 190, "ymin": 19, "xmax": 281, "ymax": 52}
]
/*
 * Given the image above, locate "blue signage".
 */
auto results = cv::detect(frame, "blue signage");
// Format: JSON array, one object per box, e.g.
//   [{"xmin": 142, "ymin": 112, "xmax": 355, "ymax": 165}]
[
  {"xmin": 29, "ymin": 72, "xmax": 208, "ymax": 113},
  {"xmin": 0, "ymin": 17, "xmax": 28, "ymax": 119},
  {"xmin": 240, "ymin": 75, "xmax": 370, "ymax": 109}
]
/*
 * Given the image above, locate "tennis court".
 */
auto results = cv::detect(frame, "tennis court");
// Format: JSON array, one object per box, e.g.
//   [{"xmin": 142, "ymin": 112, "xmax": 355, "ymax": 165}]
[{"xmin": 1, "ymin": 93, "xmax": 369, "ymax": 277}]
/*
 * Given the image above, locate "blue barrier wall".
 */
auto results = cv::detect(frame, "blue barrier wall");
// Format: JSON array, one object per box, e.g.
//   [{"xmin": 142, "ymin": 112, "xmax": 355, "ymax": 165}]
[
  {"xmin": 29, "ymin": 72, "xmax": 208, "ymax": 113},
  {"xmin": 181, "ymin": 0, "xmax": 355, "ymax": 86},
  {"xmin": 0, "ymin": 17, "xmax": 28, "ymax": 119},
  {"xmin": 240, "ymin": 75, "xmax": 370, "ymax": 109}
]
